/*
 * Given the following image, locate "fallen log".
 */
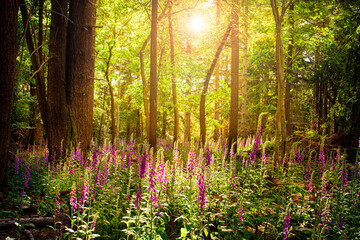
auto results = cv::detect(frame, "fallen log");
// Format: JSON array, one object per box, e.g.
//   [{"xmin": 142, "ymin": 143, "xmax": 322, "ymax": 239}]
[
  {"xmin": 0, "ymin": 217, "xmax": 54, "ymax": 230},
  {"xmin": 22, "ymin": 229, "xmax": 35, "ymax": 240}
]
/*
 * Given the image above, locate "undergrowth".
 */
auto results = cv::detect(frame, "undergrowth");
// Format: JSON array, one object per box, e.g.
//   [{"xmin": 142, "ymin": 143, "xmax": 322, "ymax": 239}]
[{"xmin": 3, "ymin": 133, "xmax": 360, "ymax": 240}]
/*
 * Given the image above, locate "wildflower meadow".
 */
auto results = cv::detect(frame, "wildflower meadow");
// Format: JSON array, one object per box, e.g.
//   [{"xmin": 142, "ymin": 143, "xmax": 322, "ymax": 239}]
[{"xmin": 2, "ymin": 129, "xmax": 360, "ymax": 240}]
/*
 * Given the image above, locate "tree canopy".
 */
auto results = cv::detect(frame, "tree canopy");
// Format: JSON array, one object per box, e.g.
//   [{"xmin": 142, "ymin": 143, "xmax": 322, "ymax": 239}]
[{"xmin": 7, "ymin": 0, "xmax": 360, "ymax": 151}]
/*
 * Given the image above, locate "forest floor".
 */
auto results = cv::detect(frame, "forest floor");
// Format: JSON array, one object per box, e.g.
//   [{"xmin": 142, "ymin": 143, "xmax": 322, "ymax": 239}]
[
  {"xmin": 0, "ymin": 134, "xmax": 359, "ymax": 240},
  {"xmin": 0, "ymin": 192, "xmax": 70, "ymax": 240}
]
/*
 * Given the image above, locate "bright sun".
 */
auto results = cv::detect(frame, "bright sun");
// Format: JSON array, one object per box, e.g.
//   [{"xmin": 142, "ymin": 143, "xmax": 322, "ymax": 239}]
[{"xmin": 188, "ymin": 15, "xmax": 206, "ymax": 33}]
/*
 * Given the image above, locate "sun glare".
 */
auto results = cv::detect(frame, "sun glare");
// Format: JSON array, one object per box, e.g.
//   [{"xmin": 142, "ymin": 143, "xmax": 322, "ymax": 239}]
[{"xmin": 188, "ymin": 15, "xmax": 207, "ymax": 34}]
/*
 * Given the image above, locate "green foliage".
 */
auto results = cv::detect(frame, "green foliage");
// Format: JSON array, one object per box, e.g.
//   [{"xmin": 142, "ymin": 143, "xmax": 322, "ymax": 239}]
[{"xmin": 5, "ymin": 136, "xmax": 360, "ymax": 239}]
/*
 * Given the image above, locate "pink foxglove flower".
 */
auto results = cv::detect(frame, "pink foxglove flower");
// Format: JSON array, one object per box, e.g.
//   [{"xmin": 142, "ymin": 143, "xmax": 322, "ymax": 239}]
[
  {"xmin": 139, "ymin": 149, "xmax": 147, "ymax": 179},
  {"xmin": 283, "ymin": 212, "xmax": 290, "ymax": 240},
  {"xmin": 134, "ymin": 185, "xmax": 142, "ymax": 210},
  {"xmin": 187, "ymin": 147, "xmax": 196, "ymax": 179},
  {"xmin": 238, "ymin": 207, "xmax": 244, "ymax": 224},
  {"xmin": 249, "ymin": 125, "xmax": 262, "ymax": 164},
  {"xmin": 197, "ymin": 168, "xmax": 206, "ymax": 213}
]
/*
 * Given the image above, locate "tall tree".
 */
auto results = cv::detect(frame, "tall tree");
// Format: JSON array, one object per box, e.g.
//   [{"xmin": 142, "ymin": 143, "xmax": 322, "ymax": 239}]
[
  {"xmin": 28, "ymin": 0, "xmax": 44, "ymax": 145},
  {"xmin": 228, "ymin": 0, "xmax": 240, "ymax": 151},
  {"xmin": 104, "ymin": 43, "xmax": 116, "ymax": 145},
  {"xmin": 240, "ymin": 0, "xmax": 248, "ymax": 138},
  {"xmin": 0, "ymin": 0, "xmax": 18, "ymax": 194},
  {"xmin": 168, "ymin": 5, "xmax": 179, "ymax": 143},
  {"xmin": 47, "ymin": 0, "xmax": 68, "ymax": 158},
  {"xmin": 200, "ymin": 23, "xmax": 232, "ymax": 146},
  {"xmin": 66, "ymin": 0, "xmax": 97, "ymax": 152},
  {"xmin": 140, "ymin": 2, "xmax": 170, "ymax": 139},
  {"xmin": 270, "ymin": 0, "xmax": 290, "ymax": 164},
  {"xmin": 20, "ymin": 0, "xmax": 48, "ymax": 142},
  {"xmin": 213, "ymin": 0, "xmax": 221, "ymax": 141},
  {"xmin": 140, "ymin": 35, "xmax": 151, "ymax": 138},
  {"xmin": 184, "ymin": 40, "xmax": 192, "ymax": 143},
  {"xmin": 149, "ymin": 0, "xmax": 158, "ymax": 151},
  {"xmin": 284, "ymin": 2, "xmax": 294, "ymax": 137}
]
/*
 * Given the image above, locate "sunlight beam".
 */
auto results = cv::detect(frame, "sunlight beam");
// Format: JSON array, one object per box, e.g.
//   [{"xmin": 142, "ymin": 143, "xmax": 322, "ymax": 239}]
[{"xmin": 188, "ymin": 15, "xmax": 207, "ymax": 34}]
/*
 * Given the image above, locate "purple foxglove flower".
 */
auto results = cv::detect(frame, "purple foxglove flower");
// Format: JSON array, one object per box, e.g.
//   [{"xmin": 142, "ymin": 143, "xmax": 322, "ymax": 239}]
[
  {"xmin": 262, "ymin": 147, "xmax": 266, "ymax": 164},
  {"xmin": 238, "ymin": 207, "xmax": 244, "ymax": 224},
  {"xmin": 70, "ymin": 189, "xmax": 78, "ymax": 212},
  {"xmin": 139, "ymin": 149, "xmax": 147, "ymax": 179},
  {"xmin": 198, "ymin": 168, "xmax": 206, "ymax": 213},
  {"xmin": 204, "ymin": 147, "xmax": 212, "ymax": 167},
  {"xmin": 24, "ymin": 166, "xmax": 30, "ymax": 190},
  {"xmin": 134, "ymin": 185, "xmax": 142, "ymax": 210},
  {"xmin": 283, "ymin": 212, "xmax": 290, "ymax": 240},
  {"xmin": 249, "ymin": 125, "xmax": 262, "ymax": 164},
  {"xmin": 187, "ymin": 148, "xmax": 196, "ymax": 179},
  {"xmin": 92, "ymin": 218, "xmax": 97, "ymax": 230},
  {"xmin": 126, "ymin": 140, "xmax": 134, "ymax": 168},
  {"xmin": 173, "ymin": 142, "xmax": 180, "ymax": 168},
  {"xmin": 112, "ymin": 144, "xmax": 117, "ymax": 165},
  {"xmin": 15, "ymin": 153, "xmax": 19, "ymax": 175},
  {"xmin": 338, "ymin": 215, "xmax": 343, "ymax": 229},
  {"xmin": 319, "ymin": 144, "xmax": 325, "ymax": 176},
  {"xmin": 56, "ymin": 193, "xmax": 61, "ymax": 213},
  {"xmin": 148, "ymin": 161, "xmax": 156, "ymax": 189}
]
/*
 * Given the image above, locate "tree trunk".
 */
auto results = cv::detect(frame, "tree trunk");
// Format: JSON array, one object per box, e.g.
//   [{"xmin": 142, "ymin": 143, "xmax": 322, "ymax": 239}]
[
  {"xmin": 285, "ymin": 3, "xmax": 294, "ymax": 137},
  {"xmin": 271, "ymin": 0, "xmax": 287, "ymax": 165},
  {"xmin": 105, "ymin": 44, "xmax": 116, "ymax": 145},
  {"xmin": 162, "ymin": 110, "xmax": 167, "ymax": 138},
  {"xmin": 168, "ymin": 7, "xmax": 179, "ymax": 143},
  {"xmin": 28, "ymin": 84, "xmax": 42, "ymax": 145},
  {"xmin": 149, "ymin": 0, "xmax": 158, "ymax": 152},
  {"xmin": 29, "ymin": 0, "xmax": 44, "ymax": 145},
  {"xmin": 20, "ymin": 0, "xmax": 48, "ymax": 142},
  {"xmin": 38, "ymin": 0, "xmax": 44, "ymax": 62},
  {"xmin": 313, "ymin": 45, "xmax": 320, "ymax": 132},
  {"xmin": 240, "ymin": 0, "xmax": 248, "ymax": 138},
  {"xmin": 322, "ymin": 79, "xmax": 328, "ymax": 134},
  {"xmin": 116, "ymin": 65, "xmax": 122, "ymax": 141},
  {"xmin": 136, "ymin": 109, "xmax": 141, "ymax": 139},
  {"xmin": 66, "ymin": 0, "xmax": 97, "ymax": 153},
  {"xmin": 140, "ymin": 35, "xmax": 151, "ymax": 139},
  {"xmin": 27, "ymin": 4, "xmax": 43, "ymax": 145},
  {"xmin": 140, "ymin": 3, "xmax": 171, "ymax": 140},
  {"xmin": 97, "ymin": 112, "xmax": 104, "ymax": 146},
  {"xmin": 47, "ymin": 0, "xmax": 68, "ymax": 158},
  {"xmin": 0, "ymin": 0, "xmax": 18, "ymax": 195},
  {"xmin": 318, "ymin": 79, "xmax": 323, "ymax": 133},
  {"xmin": 200, "ymin": 23, "xmax": 231, "ymax": 146},
  {"xmin": 184, "ymin": 41, "xmax": 192, "ymax": 143},
  {"xmin": 213, "ymin": 0, "xmax": 221, "ymax": 142},
  {"xmin": 228, "ymin": 0, "xmax": 240, "ymax": 152}
]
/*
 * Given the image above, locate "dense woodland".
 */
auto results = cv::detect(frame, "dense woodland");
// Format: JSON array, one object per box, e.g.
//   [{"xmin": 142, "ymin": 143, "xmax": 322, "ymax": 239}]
[{"xmin": 0, "ymin": 0, "xmax": 360, "ymax": 239}]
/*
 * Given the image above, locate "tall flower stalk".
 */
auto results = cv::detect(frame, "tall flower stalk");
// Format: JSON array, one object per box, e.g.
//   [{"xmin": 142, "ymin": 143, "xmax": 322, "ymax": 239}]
[
  {"xmin": 197, "ymin": 167, "xmax": 206, "ymax": 213},
  {"xmin": 249, "ymin": 125, "xmax": 261, "ymax": 165},
  {"xmin": 283, "ymin": 211, "xmax": 291, "ymax": 240}
]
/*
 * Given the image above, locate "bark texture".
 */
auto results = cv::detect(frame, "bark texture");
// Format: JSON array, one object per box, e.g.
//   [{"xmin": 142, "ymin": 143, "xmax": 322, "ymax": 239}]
[
  {"xmin": 214, "ymin": 0, "xmax": 221, "ymax": 141},
  {"xmin": 240, "ymin": 0, "xmax": 248, "ymax": 138},
  {"xmin": 47, "ymin": 0, "xmax": 69, "ymax": 158},
  {"xmin": 66, "ymin": 0, "xmax": 97, "ymax": 152},
  {"xmin": 0, "ymin": 217, "xmax": 54, "ymax": 230},
  {"xmin": 0, "ymin": 0, "xmax": 18, "ymax": 194},
  {"xmin": 271, "ymin": 0, "xmax": 287, "ymax": 164},
  {"xmin": 168, "ymin": 7, "xmax": 179, "ymax": 143},
  {"xmin": 20, "ymin": 0, "xmax": 48, "ymax": 142},
  {"xmin": 149, "ymin": 0, "xmax": 158, "ymax": 151},
  {"xmin": 228, "ymin": 0, "xmax": 240, "ymax": 151}
]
